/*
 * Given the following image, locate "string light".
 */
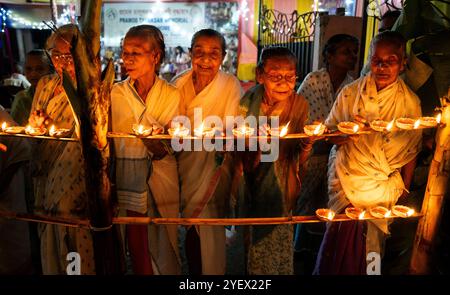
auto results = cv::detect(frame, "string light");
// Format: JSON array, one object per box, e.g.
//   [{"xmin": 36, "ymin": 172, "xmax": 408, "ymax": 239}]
[
  {"xmin": 0, "ymin": 6, "xmax": 76, "ymax": 32},
  {"xmin": 0, "ymin": 8, "xmax": 11, "ymax": 33}
]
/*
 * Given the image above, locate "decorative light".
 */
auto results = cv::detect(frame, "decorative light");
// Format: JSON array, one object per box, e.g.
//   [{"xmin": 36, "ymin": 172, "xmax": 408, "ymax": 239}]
[
  {"xmin": 436, "ymin": 113, "xmax": 442, "ymax": 124},
  {"xmin": 2, "ymin": 5, "xmax": 77, "ymax": 31},
  {"xmin": 279, "ymin": 122, "xmax": 290, "ymax": 137}
]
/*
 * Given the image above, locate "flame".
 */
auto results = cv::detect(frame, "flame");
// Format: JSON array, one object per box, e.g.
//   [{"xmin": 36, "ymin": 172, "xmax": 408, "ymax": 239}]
[
  {"xmin": 353, "ymin": 124, "xmax": 359, "ymax": 133},
  {"xmin": 195, "ymin": 123, "xmax": 204, "ymax": 136},
  {"xmin": 384, "ymin": 210, "xmax": 391, "ymax": 218},
  {"xmin": 386, "ymin": 120, "xmax": 394, "ymax": 131},
  {"xmin": 436, "ymin": 113, "xmax": 442, "ymax": 124},
  {"xmin": 327, "ymin": 210, "xmax": 335, "ymax": 220},
  {"xmin": 280, "ymin": 122, "xmax": 290, "ymax": 137},
  {"xmin": 49, "ymin": 125, "xmax": 56, "ymax": 136},
  {"xmin": 25, "ymin": 125, "xmax": 32, "ymax": 133},
  {"xmin": 414, "ymin": 119, "xmax": 421, "ymax": 129},
  {"xmin": 313, "ymin": 123, "xmax": 322, "ymax": 135},
  {"xmin": 240, "ymin": 125, "xmax": 247, "ymax": 134},
  {"xmin": 173, "ymin": 126, "xmax": 180, "ymax": 137},
  {"xmin": 137, "ymin": 124, "xmax": 144, "ymax": 135},
  {"xmin": 358, "ymin": 210, "xmax": 366, "ymax": 220},
  {"xmin": 1, "ymin": 122, "xmax": 6, "ymax": 131},
  {"xmin": 407, "ymin": 208, "xmax": 415, "ymax": 217}
]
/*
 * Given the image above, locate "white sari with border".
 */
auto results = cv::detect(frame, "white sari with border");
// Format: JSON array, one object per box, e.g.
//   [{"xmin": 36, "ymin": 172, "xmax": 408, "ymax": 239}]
[
  {"xmin": 325, "ymin": 74, "xmax": 422, "ymax": 255},
  {"xmin": 111, "ymin": 76, "xmax": 181, "ymax": 274},
  {"xmin": 172, "ymin": 69, "xmax": 242, "ymax": 274}
]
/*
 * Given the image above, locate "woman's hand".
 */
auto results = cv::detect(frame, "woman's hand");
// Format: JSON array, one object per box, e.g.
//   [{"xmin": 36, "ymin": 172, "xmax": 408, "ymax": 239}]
[
  {"xmin": 141, "ymin": 139, "xmax": 168, "ymax": 160},
  {"xmin": 28, "ymin": 110, "xmax": 53, "ymax": 128}
]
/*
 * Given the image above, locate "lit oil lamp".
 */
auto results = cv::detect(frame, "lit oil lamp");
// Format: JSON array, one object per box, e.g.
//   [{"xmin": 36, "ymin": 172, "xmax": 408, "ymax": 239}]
[
  {"xmin": 395, "ymin": 118, "xmax": 417, "ymax": 130},
  {"xmin": 168, "ymin": 122, "xmax": 190, "ymax": 137},
  {"xmin": 132, "ymin": 123, "xmax": 153, "ymax": 137},
  {"xmin": 436, "ymin": 113, "xmax": 442, "ymax": 124},
  {"xmin": 392, "ymin": 205, "xmax": 415, "ymax": 218},
  {"xmin": 337, "ymin": 122, "xmax": 361, "ymax": 134},
  {"xmin": 304, "ymin": 123, "xmax": 325, "ymax": 136},
  {"xmin": 413, "ymin": 119, "xmax": 421, "ymax": 129},
  {"xmin": 345, "ymin": 207, "xmax": 366, "ymax": 220},
  {"xmin": 152, "ymin": 125, "xmax": 164, "ymax": 135},
  {"xmin": 369, "ymin": 206, "xmax": 391, "ymax": 219},
  {"xmin": 279, "ymin": 122, "xmax": 290, "ymax": 137},
  {"xmin": 419, "ymin": 116, "xmax": 439, "ymax": 127},
  {"xmin": 194, "ymin": 123, "xmax": 215, "ymax": 137},
  {"xmin": 232, "ymin": 124, "xmax": 255, "ymax": 137},
  {"xmin": 2, "ymin": 125, "xmax": 25, "ymax": 134},
  {"xmin": 259, "ymin": 123, "xmax": 271, "ymax": 136},
  {"xmin": 1, "ymin": 122, "xmax": 6, "ymax": 132},
  {"xmin": 315, "ymin": 208, "xmax": 335, "ymax": 221},
  {"xmin": 386, "ymin": 120, "xmax": 394, "ymax": 131},
  {"xmin": 25, "ymin": 124, "xmax": 47, "ymax": 136},
  {"xmin": 49, "ymin": 125, "xmax": 71, "ymax": 138},
  {"xmin": 358, "ymin": 210, "xmax": 366, "ymax": 220},
  {"xmin": 370, "ymin": 119, "xmax": 394, "ymax": 132}
]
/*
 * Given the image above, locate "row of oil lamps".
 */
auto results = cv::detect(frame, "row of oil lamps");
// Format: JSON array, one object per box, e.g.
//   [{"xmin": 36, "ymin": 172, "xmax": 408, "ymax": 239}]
[
  {"xmin": 1, "ymin": 122, "xmax": 71, "ymax": 138},
  {"xmin": 1, "ymin": 114, "xmax": 441, "ymax": 139},
  {"xmin": 134, "ymin": 114, "xmax": 442, "ymax": 138},
  {"xmin": 316, "ymin": 205, "xmax": 415, "ymax": 221}
]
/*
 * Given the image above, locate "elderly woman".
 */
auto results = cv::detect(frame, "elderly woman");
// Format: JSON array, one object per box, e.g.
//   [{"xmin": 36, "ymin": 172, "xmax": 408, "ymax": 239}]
[
  {"xmin": 314, "ymin": 31, "xmax": 422, "ymax": 274},
  {"xmin": 110, "ymin": 25, "xmax": 181, "ymax": 275},
  {"xmin": 233, "ymin": 47, "xmax": 311, "ymax": 274},
  {"xmin": 28, "ymin": 24, "xmax": 95, "ymax": 274},
  {"xmin": 11, "ymin": 49, "xmax": 52, "ymax": 125},
  {"xmin": 171, "ymin": 29, "xmax": 242, "ymax": 275},
  {"xmin": 294, "ymin": 34, "xmax": 359, "ymax": 259}
]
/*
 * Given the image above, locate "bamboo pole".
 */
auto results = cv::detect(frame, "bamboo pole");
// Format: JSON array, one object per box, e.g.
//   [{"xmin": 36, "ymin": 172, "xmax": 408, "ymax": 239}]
[
  {"xmin": 0, "ymin": 209, "xmax": 422, "ymax": 227},
  {"xmin": 0, "ymin": 123, "xmax": 439, "ymax": 141},
  {"xmin": 410, "ymin": 93, "xmax": 450, "ymax": 274}
]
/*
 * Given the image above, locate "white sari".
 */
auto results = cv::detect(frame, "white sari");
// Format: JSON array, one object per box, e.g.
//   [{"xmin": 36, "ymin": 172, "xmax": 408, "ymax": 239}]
[
  {"xmin": 111, "ymin": 76, "xmax": 181, "ymax": 274},
  {"xmin": 325, "ymin": 73, "xmax": 422, "ymax": 255},
  {"xmin": 172, "ymin": 69, "xmax": 242, "ymax": 274}
]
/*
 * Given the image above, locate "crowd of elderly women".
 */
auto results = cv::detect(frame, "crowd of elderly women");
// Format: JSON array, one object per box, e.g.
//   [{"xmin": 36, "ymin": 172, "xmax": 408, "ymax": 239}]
[{"xmin": 0, "ymin": 22, "xmax": 422, "ymax": 276}]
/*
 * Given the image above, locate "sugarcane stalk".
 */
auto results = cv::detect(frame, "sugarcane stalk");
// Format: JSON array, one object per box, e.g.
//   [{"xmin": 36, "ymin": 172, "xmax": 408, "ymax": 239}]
[
  {"xmin": 61, "ymin": 0, "xmax": 121, "ymax": 274},
  {"xmin": 410, "ymin": 91, "xmax": 450, "ymax": 274}
]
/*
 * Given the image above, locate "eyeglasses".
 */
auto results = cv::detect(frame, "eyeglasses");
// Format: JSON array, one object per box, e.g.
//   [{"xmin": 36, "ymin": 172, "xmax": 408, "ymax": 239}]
[{"xmin": 263, "ymin": 72, "xmax": 297, "ymax": 83}]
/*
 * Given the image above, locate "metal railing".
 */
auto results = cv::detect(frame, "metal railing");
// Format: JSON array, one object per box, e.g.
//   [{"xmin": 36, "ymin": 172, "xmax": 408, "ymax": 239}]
[{"xmin": 257, "ymin": 6, "xmax": 326, "ymax": 82}]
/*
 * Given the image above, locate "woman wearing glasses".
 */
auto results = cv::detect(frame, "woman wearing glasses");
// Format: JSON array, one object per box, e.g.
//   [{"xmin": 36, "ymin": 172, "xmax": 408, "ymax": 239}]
[
  {"xmin": 233, "ymin": 47, "xmax": 312, "ymax": 274},
  {"xmin": 27, "ymin": 24, "xmax": 96, "ymax": 274},
  {"xmin": 171, "ymin": 29, "xmax": 242, "ymax": 275},
  {"xmin": 110, "ymin": 25, "xmax": 181, "ymax": 274}
]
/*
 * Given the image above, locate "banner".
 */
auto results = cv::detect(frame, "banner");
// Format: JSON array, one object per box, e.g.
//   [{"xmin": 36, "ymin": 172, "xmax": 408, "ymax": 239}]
[{"xmin": 103, "ymin": 3, "xmax": 206, "ymax": 48}]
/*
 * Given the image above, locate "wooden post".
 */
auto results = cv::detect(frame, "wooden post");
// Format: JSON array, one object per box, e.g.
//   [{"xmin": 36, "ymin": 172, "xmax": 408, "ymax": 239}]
[
  {"xmin": 410, "ymin": 91, "xmax": 450, "ymax": 274},
  {"xmin": 61, "ymin": 0, "xmax": 122, "ymax": 274},
  {"xmin": 49, "ymin": 0, "xmax": 58, "ymax": 23}
]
